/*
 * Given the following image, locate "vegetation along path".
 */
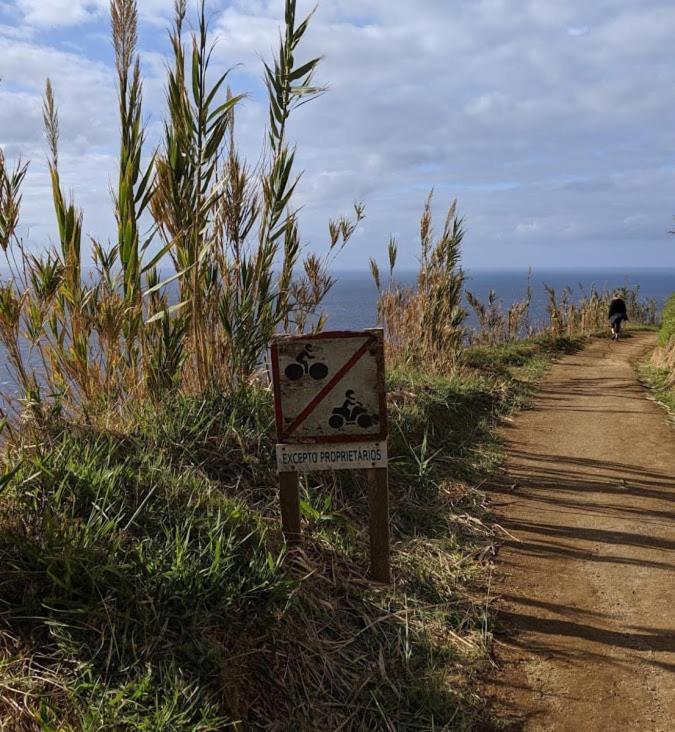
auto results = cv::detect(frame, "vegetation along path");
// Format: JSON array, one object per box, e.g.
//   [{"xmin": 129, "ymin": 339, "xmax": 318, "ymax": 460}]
[{"xmin": 487, "ymin": 332, "xmax": 675, "ymax": 731}]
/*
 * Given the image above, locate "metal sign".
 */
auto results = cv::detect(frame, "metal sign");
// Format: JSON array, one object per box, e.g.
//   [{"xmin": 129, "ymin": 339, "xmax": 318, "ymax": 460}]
[
  {"xmin": 270, "ymin": 329, "xmax": 387, "ymax": 444},
  {"xmin": 276, "ymin": 440, "xmax": 388, "ymax": 473},
  {"xmin": 270, "ymin": 328, "xmax": 391, "ymax": 583}
]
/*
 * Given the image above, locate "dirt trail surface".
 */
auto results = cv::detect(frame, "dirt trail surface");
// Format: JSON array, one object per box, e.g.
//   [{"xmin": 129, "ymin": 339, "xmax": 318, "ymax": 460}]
[{"xmin": 487, "ymin": 333, "xmax": 675, "ymax": 731}]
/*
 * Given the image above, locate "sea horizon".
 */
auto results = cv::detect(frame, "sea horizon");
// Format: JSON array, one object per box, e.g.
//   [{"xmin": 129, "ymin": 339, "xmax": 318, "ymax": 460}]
[
  {"xmin": 0, "ymin": 263, "xmax": 672, "ymax": 336},
  {"xmin": 321, "ymin": 266, "xmax": 675, "ymax": 332}
]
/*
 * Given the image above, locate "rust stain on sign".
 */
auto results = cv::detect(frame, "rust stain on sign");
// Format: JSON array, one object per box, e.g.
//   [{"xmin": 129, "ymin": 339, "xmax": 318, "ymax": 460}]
[{"xmin": 270, "ymin": 329, "xmax": 387, "ymax": 444}]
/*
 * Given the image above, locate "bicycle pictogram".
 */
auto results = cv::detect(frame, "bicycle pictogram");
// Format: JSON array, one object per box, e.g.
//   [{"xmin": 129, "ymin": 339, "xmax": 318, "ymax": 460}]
[{"xmin": 284, "ymin": 344, "xmax": 329, "ymax": 381}]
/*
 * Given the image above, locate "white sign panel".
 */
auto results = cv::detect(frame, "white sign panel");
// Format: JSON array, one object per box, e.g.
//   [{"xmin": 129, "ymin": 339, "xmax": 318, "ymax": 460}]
[
  {"xmin": 276, "ymin": 441, "xmax": 388, "ymax": 473},
  {"xmin": 271, "ymin": 330, "xmax": 387, "ymax": 444}
]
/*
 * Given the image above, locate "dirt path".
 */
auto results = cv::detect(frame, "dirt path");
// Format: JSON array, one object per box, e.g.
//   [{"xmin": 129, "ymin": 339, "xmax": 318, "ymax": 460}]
[{"xmin": 487, "ymin": 333, "xmax": 675, "ymax": 731}]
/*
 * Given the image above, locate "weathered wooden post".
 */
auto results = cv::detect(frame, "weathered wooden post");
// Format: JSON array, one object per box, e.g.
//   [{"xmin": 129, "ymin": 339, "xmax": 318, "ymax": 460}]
[
  {"xmin": 270, "ymin": 329, "xmax": 391, "ymax": 582},
  {"xmin": 366, "ymin": 467, "xmax": 391, "ymax": 583},
  {"xmin": 278, "ymin": 471, "xmax": 301, "ymax": 546}
]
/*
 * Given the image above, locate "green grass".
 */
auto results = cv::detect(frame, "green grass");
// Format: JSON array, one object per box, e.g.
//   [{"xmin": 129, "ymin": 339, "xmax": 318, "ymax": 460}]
[
  {"xmin": 639, "ymin": 364, "xmax": 675, "ymax": 417},
  {"xmin": 0, "ymin": 336, "xmax": 574, "ymax": 729},
  {"xmin": 657, "ymin": 294, "xmax": 675, "ymax": 347},
  {"xmin": 0, "ymin": 425, "xmax": 288, "ymax": 729},
  {"xmin": 464, "ymin": 334, "xmax": 583, "ymax": 387},
  {"xmin": 639, "ymin": 292, "xmax": 675, "ymax": 418}
]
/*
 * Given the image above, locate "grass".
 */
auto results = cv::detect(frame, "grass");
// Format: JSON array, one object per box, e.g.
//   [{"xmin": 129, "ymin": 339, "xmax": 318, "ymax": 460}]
[
  {"xmin": 0, "ymin": 335, "xmax": 574, "ymax": 729},
  {"xmin": 639, "ymin": 363, "xmax": 675, "ymax": 417},
  {"xmin": 0, "ymin": 423, "xmax": 288, "ymax": 729},
  {"xmin": 640, "ymin": 293, "xmax": 675, "ymax": 418},
  {"xmin": 0, "ymin": 1, "xmax": 665, "ymax": 727},
  {"xmin": 657, "ymin": 294, "xmax": 675, "ymax": 347},
  {"xmin": 464, "ymin": 334, "xmax": 582, "ymax": 376}
]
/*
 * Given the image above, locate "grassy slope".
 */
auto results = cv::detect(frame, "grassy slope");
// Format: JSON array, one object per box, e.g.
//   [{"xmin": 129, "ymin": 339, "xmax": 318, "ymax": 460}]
[
  {"xmin": 0, "ymin": 336, "xmax": 581, "ymax": 730},
  {"xmin": 639, "ymin": 364, "xmax": 675, "ymax": 415},
  {"xmin": 657, "ymin": 294, "xmax": 675, "ymax": 347},
  {"xmin": 639, "ymin": 294, "xmax": 675, "ymax": 417}
]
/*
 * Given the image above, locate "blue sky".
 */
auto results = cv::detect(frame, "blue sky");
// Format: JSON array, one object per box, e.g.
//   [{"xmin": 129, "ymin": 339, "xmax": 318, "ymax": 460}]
[{"xmin": 1, "ymin": 0, "xmax": 675, "ymax": 270}]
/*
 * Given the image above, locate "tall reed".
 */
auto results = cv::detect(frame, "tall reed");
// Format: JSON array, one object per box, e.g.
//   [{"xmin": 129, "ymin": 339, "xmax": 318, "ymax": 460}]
[
  {"xmin": 372, "ymin": 192, "xmax": 467, "ymax": 369},
  {"xmin": 544, "ymin": 283, "xmax": 656, "ymax": 337},
  {"xmin": 0, "ymin": 0, "xmax": 360, "ymax": 419}
]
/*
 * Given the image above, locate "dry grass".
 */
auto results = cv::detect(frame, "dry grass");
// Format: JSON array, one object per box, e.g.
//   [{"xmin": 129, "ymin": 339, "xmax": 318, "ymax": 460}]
[
  {"xmin": 543, "ymin": 283, "xmax": 657, "ymax": 338},
  {"xmin": 371, "ymin": 193, "xmax": 467, "ymax": 372},
  {"xmin": 0, "ymin": 363, "xmax": 536, "ymax": 729},
  {"xmin": 466, "ymin": 272, "xmax": 533, "ymax": 346}
]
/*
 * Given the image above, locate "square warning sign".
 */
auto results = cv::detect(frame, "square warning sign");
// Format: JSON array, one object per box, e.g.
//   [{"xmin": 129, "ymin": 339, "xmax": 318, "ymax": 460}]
[{"xmin": 270, "ymin": 329, "xmax": 387, "ymax": 444}]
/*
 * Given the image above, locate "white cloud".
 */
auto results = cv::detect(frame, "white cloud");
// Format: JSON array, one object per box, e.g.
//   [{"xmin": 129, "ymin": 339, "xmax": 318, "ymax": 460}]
[
  {"xmin": 1, "ymin": 0, "xmax": 674, "ymax": 269},
  {"xmin": 0, "ymin": 39, "xmax": 116, "ymax": 146},
  {"xmin": 516, "ymin": 220, "xmax": 541, "ymax": 237},
  {"xmin": 15, "ymin": 0, "xmax": 107, "ymax": 28}
]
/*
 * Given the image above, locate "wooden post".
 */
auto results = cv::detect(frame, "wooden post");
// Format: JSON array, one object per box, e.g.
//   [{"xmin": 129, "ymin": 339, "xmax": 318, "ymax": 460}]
[
  {"xmin": 366, "ymin": 467, "xmax": 391, "ymax": 583},
  {"xmin": 279, "ymin": 471, "xmax": 301, "ymax": 546}
]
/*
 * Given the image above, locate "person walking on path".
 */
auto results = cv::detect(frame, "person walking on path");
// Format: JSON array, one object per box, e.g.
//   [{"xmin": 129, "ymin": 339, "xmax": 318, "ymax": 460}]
[{"xmin": 608, "ymin": 292, "xmax": 628, "ymax": 340}]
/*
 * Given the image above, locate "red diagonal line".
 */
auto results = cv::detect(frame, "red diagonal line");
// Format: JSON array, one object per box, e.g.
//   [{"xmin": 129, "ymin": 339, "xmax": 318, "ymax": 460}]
[{"xmin": 284, "ymin": 336, "xmax": 375, "ymax": 438}]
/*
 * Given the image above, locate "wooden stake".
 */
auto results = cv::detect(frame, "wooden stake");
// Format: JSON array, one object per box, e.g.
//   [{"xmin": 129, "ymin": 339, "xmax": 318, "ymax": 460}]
[
  {"xmin": 366, "ymin": 467, "xmax": 391, "ymax": 583},
  {"xmin": 279, "ymin": 471, "xmax": 301, "ymax": 546}
]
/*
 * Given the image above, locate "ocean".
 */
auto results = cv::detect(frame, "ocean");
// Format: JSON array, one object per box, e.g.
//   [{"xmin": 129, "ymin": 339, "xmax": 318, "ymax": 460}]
[
  {"xmin": 322, "ymin": 268, "xmax": 675, "ymax": 331},
  {"xmin": 1, "ymin": 268, "xmax": 673, "ymax": 401}
]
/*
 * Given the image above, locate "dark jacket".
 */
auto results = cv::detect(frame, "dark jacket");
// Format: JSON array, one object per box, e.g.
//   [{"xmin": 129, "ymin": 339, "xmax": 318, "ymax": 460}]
[{"xmin": 608, "ymin": 298, "xmax": 628, "ymax": 320}]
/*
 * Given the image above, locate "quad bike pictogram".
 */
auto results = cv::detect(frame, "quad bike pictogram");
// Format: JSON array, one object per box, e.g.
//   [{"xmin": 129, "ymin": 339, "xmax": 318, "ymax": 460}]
[
  {"xmin": 284, "ymin": 344, "xmax": 329, "ymax": 381},
  {"xmin": 328, "ymin": 390, "xmax": 377, "ymax": 430}
]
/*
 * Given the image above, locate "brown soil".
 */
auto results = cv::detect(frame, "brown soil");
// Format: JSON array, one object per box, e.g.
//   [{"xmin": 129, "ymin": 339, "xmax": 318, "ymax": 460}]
[{"xmin": 486, "ymin": 333, "xmax": 675, "ymax": 731}]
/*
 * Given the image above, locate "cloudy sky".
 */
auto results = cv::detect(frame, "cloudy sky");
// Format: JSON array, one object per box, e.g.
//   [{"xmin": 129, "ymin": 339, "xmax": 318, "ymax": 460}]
[{"xmin": 1, "ymin": 0, "xmax": 674, "ymax": 270}]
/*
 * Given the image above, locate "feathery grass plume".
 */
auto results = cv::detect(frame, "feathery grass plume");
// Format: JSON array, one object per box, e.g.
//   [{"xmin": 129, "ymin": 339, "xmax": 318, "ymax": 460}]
[
  {"xmin": 41, "ymin": 80, "xmax": 99, "ymax": 406},
  {"xmin": 467, "ymin": 289, "xmax": 505, "ymax": 345},
  {"xmin": 0, "ymin": 148, "xmax": 28, "ymax": 252},
  {"xmin": 43, "ymin": 80, "xmax": 82, "ymax": 299},
  {"xmin": 419, "ymin": 195, "xmax": 467, "ymax": 358},
  {"xmin": 218, "ymin": 0, "xmax": 361, "ymax": 383},
  {"xmin": 374, "ymin": 193, "xmax": 467, "ymax": 369},
  {"xmin": 40, "ymin": 79, "xmax": 103, "ymax": 407},
  {"xmin": 111, "ymin": 0, "xmax": 168, "ymax": 402},
  {"xmin": 111, "ymin": 0, "xmax": 155, "ymax": 317},
  {"xmin": 507, "ymin": 296, "xmax": 531, "ymax": 340},
  {"xmin": 509, "ymin": 266, "xmax": 533, "ymax": 338},
  {"xmin": 388, "ymin": 235, "xmax": 398, "ymax": 276},
  {"xmin": 224, "ymin": 0, "xmax": 325, "ymax": 363},
  {"xmin": 370, "ymin": 257, "xmax": 381, "ymax": 291},
  {"xmin": 286, "ymin": 203, "xmax": 365, "ymax": 333},
  {"xmin": 544, "ymin": 284, "xmax": 563, "ymax": 336},
  {"xmin": 152, "ymin": 0, "xmax": 244, "ymax": 389},
  {"xmin": 217, "ymin": 97, "xmax": 259, "ymax": 266}
]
